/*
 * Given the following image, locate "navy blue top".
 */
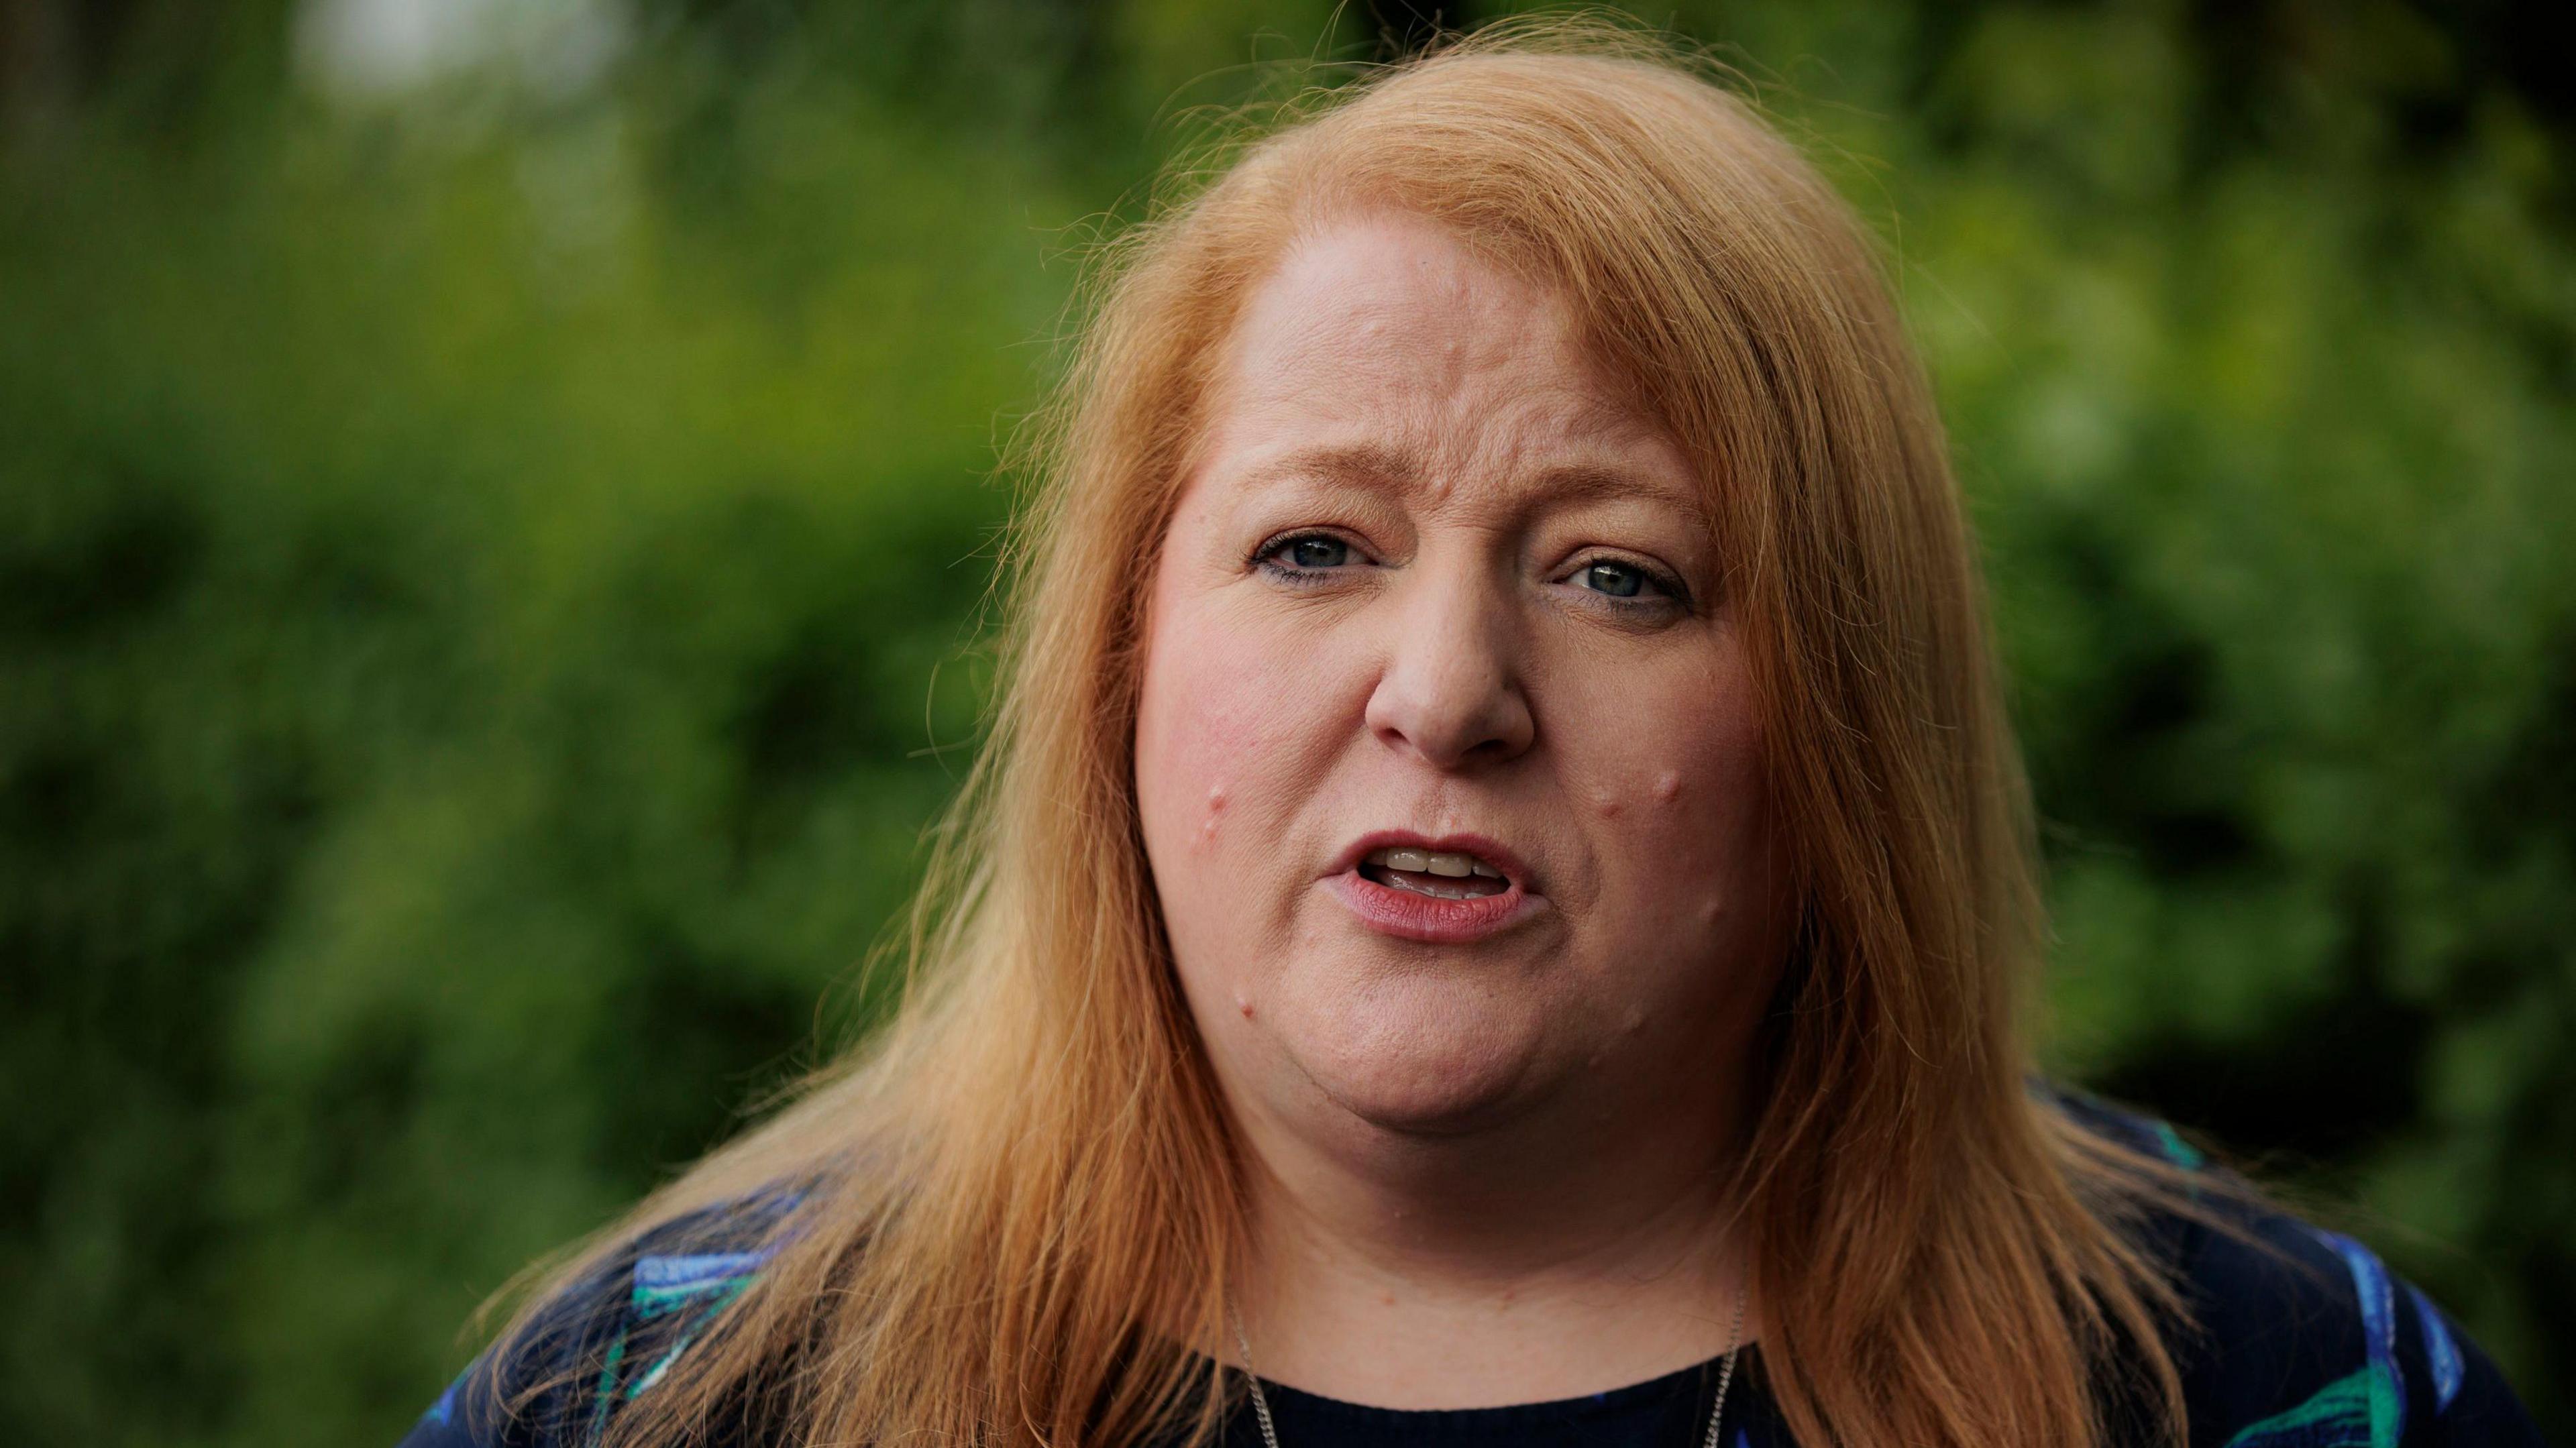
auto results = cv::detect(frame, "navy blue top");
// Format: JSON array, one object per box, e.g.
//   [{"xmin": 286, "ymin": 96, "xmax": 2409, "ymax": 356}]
[{"xmin": 397, "ymin": 1098, "xmax": 2544, "ymax": 1448}]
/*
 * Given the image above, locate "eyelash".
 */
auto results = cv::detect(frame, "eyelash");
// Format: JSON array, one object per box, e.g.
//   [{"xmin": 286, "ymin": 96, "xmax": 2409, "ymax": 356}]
[
  {"xmin": 1249, "ymin": 530, "xmax": 1692, "ymax": 612},
  {"xmin": 1251, "ymin": 530, "xmax": 1368, "ymax": 583}
]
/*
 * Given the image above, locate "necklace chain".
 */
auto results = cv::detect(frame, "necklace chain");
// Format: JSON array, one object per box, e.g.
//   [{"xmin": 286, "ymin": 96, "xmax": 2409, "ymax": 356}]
[{"xmin": 1226, "ymin": 1282, "xmax": 1750, "ymax": 1448}]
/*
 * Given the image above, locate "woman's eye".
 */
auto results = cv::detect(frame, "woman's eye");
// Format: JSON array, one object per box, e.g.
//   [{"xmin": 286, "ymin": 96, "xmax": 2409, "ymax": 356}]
[
  {"xmin": 1285, "ymin": 536, "xmax": 1350, "ymax": 569},
  {"xmin": 1257, "ymin": 533, "xmax": 1357, "ymax": 573},
  {"xmin": 1572, "ymin": 560, "xmax": 1654, "ymax": 599}
]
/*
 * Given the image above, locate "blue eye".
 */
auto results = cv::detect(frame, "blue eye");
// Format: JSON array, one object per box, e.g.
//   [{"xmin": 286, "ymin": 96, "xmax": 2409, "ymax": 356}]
[
  {"xmin": 1574, "ymin": 561, "xmax": 1650, "ymax": 598},
  {"xmin": 1256, "ymin": 533, "xmax": 1356, "ymax": 575},
  {"xmin": 1285, "ymin": 536, "xmax": 1350, "ymax": 569}
]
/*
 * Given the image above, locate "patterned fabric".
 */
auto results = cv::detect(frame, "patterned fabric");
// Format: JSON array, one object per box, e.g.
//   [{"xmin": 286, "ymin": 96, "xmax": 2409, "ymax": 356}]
[
  {"xmin": 402, "ymin": 1189, "xmax": 798, "ymax": 1448},
  {"xmin": 2218, "ymin": 1228, "xmax": 2410, "ymax": 1448},
  {"xmin": 396, "ymin": 1096, "xmax": 2543, "ymax": 1448}
]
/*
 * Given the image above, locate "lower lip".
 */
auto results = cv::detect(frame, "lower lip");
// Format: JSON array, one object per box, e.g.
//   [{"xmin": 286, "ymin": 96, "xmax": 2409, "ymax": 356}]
[{"xmin": 1325, "ymin": 869, "xmax": 1542, "ymax": 944}]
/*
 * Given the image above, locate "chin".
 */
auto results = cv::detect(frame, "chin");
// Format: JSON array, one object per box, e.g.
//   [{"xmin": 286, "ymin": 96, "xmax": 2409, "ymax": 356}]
[{"xmin": 1286, "ymin": 977, "xmax": 1552, "ymax": 1135}]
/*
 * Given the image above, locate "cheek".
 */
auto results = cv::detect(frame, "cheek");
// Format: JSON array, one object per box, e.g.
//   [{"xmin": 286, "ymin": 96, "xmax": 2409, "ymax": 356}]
[
  {"xmin": 1565, "ymin": 653, "xmax": 1774, "ymax": 925},
  {"xmin": 1140, "ymin": 666, "xmax": 1263, "ymax": 866},
  {"xmin": 1134, "ymin": 589, "xmax": 1338, "ymax": 879}
]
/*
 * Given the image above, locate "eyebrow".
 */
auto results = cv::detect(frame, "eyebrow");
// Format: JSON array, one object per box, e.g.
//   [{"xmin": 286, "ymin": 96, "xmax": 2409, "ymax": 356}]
[
  {"xmin": 1230, "ymin": 442, "xmax": 1421, "ymax": 494},
  {"xmin": 1525, "ymin": 461, "xmax": 1714, "ymax": 528},
  {"xmin": 1232, "ymin": 442, "xmax": 1713, "ymax": 528}
]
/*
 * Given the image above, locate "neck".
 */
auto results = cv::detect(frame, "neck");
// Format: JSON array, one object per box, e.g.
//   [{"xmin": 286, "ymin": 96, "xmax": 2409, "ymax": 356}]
[{"xmin": 1226, "ymin": 1057, "xmax": 1760, "ymax": 1408}]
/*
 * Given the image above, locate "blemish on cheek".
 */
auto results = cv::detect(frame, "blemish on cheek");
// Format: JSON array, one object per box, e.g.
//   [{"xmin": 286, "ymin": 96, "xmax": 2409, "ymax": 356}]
[
  {"xmin": 1594, "ymin": 789, "xmax": 1623, "ymax": 819},
  {"xmin": 1652, "ymin": 770, "xmax": 1682, "ymax": 804},
  {"xmin": 1234, "ymin": 989, "xmax": 1254, "ymax": 1021},
  {"xmin": 1621, "ymin": 1004, "xmax": 1647, "ymax": 1034},
  {"xmin": 1198, "ymin": 784, "xmax": 1229, "ymax": 847}
]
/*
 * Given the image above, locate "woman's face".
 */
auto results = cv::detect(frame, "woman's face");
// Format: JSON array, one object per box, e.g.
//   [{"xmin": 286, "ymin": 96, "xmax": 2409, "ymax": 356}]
[{"xmin": 1134, "ymin": 211, "xmax": 1792, "ymax": 1145}]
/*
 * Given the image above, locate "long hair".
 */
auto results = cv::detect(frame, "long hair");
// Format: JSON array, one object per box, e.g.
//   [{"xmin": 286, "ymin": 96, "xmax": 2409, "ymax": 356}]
[{"xmin": 491, "ymin": 17, "xmax": 2205, "ymax": 1448}]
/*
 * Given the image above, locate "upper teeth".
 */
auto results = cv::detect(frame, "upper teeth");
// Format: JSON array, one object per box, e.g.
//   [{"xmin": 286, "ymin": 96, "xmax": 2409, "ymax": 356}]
[{"xmin": 1369, "ymin": 847, "xmax": 1504, "ymax": 880}]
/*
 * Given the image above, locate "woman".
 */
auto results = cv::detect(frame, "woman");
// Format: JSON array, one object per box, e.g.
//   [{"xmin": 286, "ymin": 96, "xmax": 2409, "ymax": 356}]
[{"xmin": 398, "ymin": 21, "xmax": 2541, "ymax": 1448}]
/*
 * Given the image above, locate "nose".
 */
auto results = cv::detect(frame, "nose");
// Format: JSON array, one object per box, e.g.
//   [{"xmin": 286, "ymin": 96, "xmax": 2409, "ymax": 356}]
[{"xmin": 1362, "ymin": 553, "xmax": 1536, "ymax": 769}]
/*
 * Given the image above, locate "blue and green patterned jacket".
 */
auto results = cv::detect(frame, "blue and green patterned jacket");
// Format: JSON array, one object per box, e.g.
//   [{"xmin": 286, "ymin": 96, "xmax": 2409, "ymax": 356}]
[{"xmin": 397, "ymin": 1099, "xmax": 2544, "ymax": 1447}]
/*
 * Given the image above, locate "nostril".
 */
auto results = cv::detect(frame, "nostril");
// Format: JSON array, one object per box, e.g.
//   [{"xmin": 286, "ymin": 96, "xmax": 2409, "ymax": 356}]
[{"xmin": 1360, "ymin": 626, "xmax": 1535, "ymax": 769}]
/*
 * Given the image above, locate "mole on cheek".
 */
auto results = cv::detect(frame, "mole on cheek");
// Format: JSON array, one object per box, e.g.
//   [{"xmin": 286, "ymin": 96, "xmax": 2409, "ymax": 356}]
[{"xmin": 1197, "ymin": 783, "xmax": 1229, "ymax": 847}]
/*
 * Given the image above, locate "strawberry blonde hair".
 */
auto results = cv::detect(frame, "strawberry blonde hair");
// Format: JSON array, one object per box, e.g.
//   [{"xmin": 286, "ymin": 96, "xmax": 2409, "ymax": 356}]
[{"xmin": 490, "ymin": 16, "xmax": 2203, "ymax": 1448}]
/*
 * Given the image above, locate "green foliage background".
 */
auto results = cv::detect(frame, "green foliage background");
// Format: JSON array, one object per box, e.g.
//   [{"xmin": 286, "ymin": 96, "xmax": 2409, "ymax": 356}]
[{"xmin": 4, "ymin": 2, "xmax": 2569, "ymax": 1442}]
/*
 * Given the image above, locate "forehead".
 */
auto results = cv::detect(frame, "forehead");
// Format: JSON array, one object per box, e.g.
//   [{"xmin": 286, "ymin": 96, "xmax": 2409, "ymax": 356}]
[
  {"xmin": 1195, "ymin": 211, "xmax": 1699, "ymax": 514},
  {"xmin": 1228, "ymin": 212, "xmax": 1568, "ymax": 388}
]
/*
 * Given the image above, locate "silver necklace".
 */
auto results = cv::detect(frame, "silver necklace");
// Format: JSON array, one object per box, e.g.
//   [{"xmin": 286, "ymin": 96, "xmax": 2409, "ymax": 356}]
[{"xmin": 1227, "ymin": 1281, "xmax": 1750, "ymax": 1448}]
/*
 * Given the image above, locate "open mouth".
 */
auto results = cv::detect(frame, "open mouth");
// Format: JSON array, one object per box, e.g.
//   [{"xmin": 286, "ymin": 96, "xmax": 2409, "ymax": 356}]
[
  {"xmin": 1328, "ymin": 834, "xmax": 1538, "ymax": 944},
  {"xmin": 1356, "ymin": 846, "xmax": 1512, "ymax": 900}
]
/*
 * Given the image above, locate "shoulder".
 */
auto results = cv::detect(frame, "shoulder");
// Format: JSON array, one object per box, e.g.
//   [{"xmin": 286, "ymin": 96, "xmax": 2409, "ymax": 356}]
[
  {"xmin": 2042, "ymin": 1085, "xmax": 2544, "ymax": 1448},
  {"xmin": 393, "ymin": 1186, "xmax": 802, "ymax": 1448}
]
